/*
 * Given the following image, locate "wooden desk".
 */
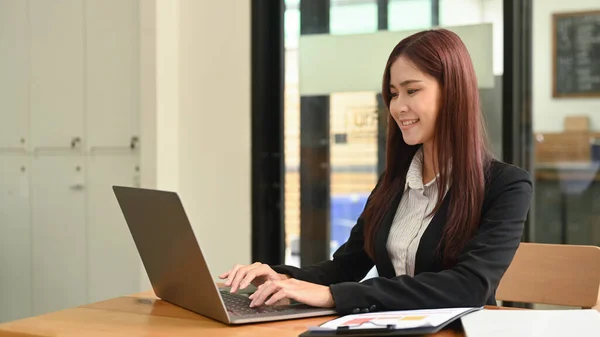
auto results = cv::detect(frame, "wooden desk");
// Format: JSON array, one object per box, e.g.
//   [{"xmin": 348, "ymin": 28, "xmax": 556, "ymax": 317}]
[{"xmin": 0, "ymin": 290, "xmax": 493, "ymax": 337}]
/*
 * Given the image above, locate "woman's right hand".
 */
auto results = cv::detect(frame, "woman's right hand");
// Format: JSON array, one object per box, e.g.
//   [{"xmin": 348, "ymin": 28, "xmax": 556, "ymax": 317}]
[{"xmin": 219, "ymin": 262, "xmax": 290, "ymax": 293}]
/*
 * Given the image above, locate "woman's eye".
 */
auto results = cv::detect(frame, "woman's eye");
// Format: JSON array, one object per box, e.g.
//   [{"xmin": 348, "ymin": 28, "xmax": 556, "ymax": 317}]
[
  {"xmin": 407, "ymin": 89, "xmax": 419, "ymax": 95},
  {"xmin": 390, "ymin": 92, "xmax": 398, "ymax": 98}
]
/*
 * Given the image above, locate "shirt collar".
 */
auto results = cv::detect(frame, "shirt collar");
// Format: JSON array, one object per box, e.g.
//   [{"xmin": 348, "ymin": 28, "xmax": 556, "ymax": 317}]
[{"xmin": 405, "ymin": 147, "xmax": 442, "ymax": 190}]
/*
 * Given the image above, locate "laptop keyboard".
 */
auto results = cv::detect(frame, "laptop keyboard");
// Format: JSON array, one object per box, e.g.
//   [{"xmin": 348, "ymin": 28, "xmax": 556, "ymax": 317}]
[{"xmin": 220, "ymin": 290, "xmax": 292, "ymax": 316}]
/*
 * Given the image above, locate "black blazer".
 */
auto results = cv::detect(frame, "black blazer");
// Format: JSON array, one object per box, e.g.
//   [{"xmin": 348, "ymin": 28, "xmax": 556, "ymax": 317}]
[{"xmin": 272, "ymin": 160, "xmax": 533, "ymax": 314}]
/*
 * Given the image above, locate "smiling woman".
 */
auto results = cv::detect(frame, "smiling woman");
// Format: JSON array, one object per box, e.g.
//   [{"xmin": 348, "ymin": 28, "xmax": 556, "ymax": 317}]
[
  {"xmin": 364, "ymin": 29, "xmax": 489, "ymax": 268},
  {"xmin": 221, "ymin": 28, "xmax": 533, "ymax": 315}
]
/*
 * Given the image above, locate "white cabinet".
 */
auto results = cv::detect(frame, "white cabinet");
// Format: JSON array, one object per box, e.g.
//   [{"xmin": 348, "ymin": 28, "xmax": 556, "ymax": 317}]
[
  {"xmin": 0, "ymin": 0, "xmax": 28, "ymax": 150},
  {"xmin": 0, "ymin": 156, "xmax": 32, "ymax": 322},
  {"xmin": 30, "ymin": 0, "xmax": 84, "ymax": 150},
  {"xmin": 86, "ymin": 0, "xmax": 140, "ymax": 150},
  {"xmin": 87, "ymin": 154, "xmax": 140, "ymax": 303},
  {"xmin": 31, "ymin": 156, "xmax": 87, "ymax": 315},
  {"xmin": 0, "ymin": 0, "xmax": 143, "ymax": 321}
]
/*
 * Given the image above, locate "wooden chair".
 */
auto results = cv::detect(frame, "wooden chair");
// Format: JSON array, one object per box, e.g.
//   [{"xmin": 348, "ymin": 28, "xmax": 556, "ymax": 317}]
[{"xmin": 497, "ymin": 243, "xmax": 600, "ymax": 309}]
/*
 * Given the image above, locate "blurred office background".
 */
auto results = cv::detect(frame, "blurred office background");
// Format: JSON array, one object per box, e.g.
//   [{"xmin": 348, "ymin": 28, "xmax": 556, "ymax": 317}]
[{"xmin": 0, "ymin": 0, "xmax": 598, "ymax": 323}]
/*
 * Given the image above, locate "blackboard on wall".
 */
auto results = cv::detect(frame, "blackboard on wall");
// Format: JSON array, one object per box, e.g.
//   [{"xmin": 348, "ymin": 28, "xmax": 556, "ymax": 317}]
[{"xmin": 553, "ymin": 10, "xmax": 600, "ymax": 98}]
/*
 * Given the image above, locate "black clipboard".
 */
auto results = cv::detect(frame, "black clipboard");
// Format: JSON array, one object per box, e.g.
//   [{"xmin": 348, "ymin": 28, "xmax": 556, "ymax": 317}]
[{"xmin": 298, "ymin": 307, "xmax": 481, "ymax": 336}]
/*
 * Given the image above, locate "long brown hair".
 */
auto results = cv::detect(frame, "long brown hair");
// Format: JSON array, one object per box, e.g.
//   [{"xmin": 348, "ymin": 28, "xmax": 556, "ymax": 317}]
[{"xmin": 363, "ymin": 29, "xmax": 492, "ymax": 267}]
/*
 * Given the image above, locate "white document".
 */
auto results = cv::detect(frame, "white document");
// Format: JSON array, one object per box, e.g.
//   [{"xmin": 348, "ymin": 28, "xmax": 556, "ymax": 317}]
[
  {"xmin": 462, "ymin": 309, "xmax": 600, "ymax": 337},
  {"xmin": 310, "ymin": 307, "xmax": 478, "ymax": 331}
]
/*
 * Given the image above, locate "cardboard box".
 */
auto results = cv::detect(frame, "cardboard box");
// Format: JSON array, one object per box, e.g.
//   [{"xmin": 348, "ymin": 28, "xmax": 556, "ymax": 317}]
[{"xmin": 564, "ymin": 116, "xmax": 589, "ymax": 132}]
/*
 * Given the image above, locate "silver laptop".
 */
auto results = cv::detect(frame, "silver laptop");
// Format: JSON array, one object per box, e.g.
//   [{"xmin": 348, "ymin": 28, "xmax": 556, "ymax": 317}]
[{"xmin": 112, "ymin": 186, "xmax": 336, "ymax": 324}]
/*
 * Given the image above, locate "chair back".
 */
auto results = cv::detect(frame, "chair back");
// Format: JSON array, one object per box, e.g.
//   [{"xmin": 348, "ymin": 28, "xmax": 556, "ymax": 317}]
[{"xmin": 497, "ymin": 243, "xmax": 600, "ymax": 309}]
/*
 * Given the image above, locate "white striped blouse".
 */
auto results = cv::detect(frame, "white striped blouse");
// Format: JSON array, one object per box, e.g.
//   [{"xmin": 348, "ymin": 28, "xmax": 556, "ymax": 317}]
[{"xmin": 386, "ymin": 148, "xmax": 447, "ymax": 277}]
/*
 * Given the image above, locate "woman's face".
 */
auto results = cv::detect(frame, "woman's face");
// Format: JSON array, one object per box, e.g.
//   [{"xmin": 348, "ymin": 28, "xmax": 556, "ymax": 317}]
[{"xmin": 388, "ymin": 56, "xmax": 441, "ymax": 147}]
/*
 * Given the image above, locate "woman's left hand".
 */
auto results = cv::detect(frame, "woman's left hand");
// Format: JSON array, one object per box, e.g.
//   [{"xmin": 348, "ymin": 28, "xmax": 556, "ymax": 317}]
[{"xmin": 248, "ymin": 278, "xmax": 335, "ymax": 308}]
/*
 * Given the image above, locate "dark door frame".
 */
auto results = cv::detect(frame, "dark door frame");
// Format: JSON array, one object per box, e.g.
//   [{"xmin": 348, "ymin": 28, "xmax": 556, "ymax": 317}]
[
  {"xmin": 251, "ymin": 0, "xmax": 286, "ymax": 265},
  {"xmin": 502, "ymin": 0, "xmax": 534, "ymax": 242}
]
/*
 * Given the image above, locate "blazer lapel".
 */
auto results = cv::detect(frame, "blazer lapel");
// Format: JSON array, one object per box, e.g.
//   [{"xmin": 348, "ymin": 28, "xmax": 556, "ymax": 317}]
[
  {"xmin": 374, "ymin": 190, "xmax": 404, "ymax": 279},
  {"xmin": 414, "ymin": 187, "xmax": 452, "ymax": 275},
  {"xmin": 374, "ymin": 185, "xmax": 454, "ymax": 278}
]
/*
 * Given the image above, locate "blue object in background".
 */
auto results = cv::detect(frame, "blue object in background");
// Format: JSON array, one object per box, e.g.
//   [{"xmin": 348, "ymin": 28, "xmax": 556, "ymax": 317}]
[
  {"xmin": 330, "ymin": 193, "xmax": 370, "ymax": 255},
  {"xmin": 591, "ymin": 142, "xmax": 600, "ymax": 162}
]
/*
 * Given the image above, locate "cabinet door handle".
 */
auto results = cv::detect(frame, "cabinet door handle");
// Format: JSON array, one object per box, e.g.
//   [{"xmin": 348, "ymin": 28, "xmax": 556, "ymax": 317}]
[{"xmin": 70, "ymin": 184, "xmax": 85, "ymax": 191}]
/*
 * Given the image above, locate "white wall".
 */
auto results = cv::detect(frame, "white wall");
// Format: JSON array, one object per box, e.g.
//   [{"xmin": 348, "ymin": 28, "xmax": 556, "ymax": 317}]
[
  {"xmin": 533, "ymin": 0, "xmax": 600, "ymax": 132},
  {"xmin": 482, "ymin": 0, "xmax": 504, "ymax": 76},
  {"xmin": 441, "ymin": 0, "xmax": 485, "ymax": 26},
  {"xmin": 178, "ymin": 0, "xmax": 251, "ymax": 277},
  {"xmin": 140, "ymin": 0, "xmax": 252, "ymax": 285},
  {"xmin": 441, "ymin": 0, "xmax": 504, "ymax": 76},
  {"xmin": 298, "ymin": 23, "xmax": 494, "ymax": 95},
  {"xmin": 155, "ymin": 0, "xmax": 180, "ymax": 192},
  {"xmin": 140, "ymin": 0, "xmax": 157, "ymax": 193}
]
